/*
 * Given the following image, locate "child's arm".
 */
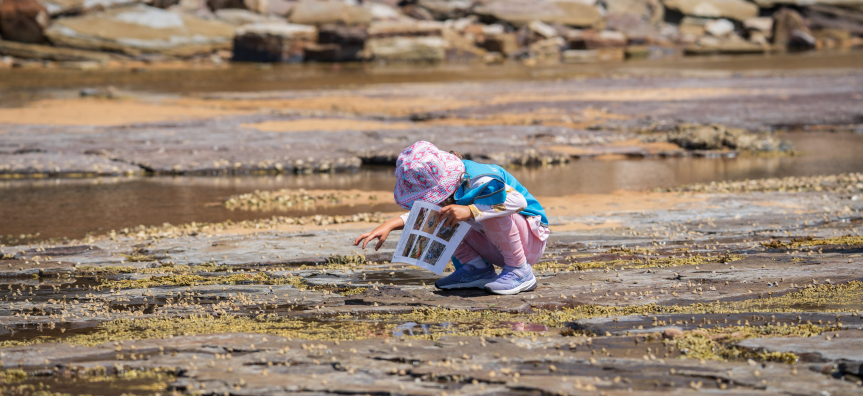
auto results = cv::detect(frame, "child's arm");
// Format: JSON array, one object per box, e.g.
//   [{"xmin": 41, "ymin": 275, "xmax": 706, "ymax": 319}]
[
  {"xmin": 353, "ymin": 216, "xmax": 405, "ymax": 251},
  {"xmin": 439, "ymin": 205, "xmax": 474, "ymax": 227}
]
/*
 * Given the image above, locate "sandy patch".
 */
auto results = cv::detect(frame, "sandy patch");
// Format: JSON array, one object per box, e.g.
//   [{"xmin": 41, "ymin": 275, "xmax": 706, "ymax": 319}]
[
  {"xmin": 427, "ymin": 108, "xmax": 629, "ymax": 128},
  {"xmin": 180, "ymin": 95, "xmax": 477, "ymax": 117},
  {"xmin": 487, "ymin": 88, "xmax": 760, "ymax": 105},
  {"xmin": 0, "ymin": 98, "xmax": 253, "ymax": 126},
  {"xmin": 242, "ymin": 119, "xmax": 414, "ymax": 133},
  {"xmin": 549, "ymin": 221, "xmax": 622, "ymax": 232}
]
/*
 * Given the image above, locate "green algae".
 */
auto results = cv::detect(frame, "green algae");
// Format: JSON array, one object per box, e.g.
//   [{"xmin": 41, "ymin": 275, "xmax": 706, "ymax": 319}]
[
  {"xmin": 1, "ymin": 367, "xmax": 173, "ymax": 396},
  {"xmin": 75, "ymin": 261, "xmax": 228, "ymax": 277},
  {"xmin": 661, "ymin": 172, "xmax": 863, "ymax": 194},
  {"xmin": 0, "ymin": 369, "xmax": 27, "ymax": 383},
  {"xmin": 532, "ymin": 251, "xmax": 742, "ymax": 273},
  {"xmin": 101, "ymin": 272, "xmax": 307, "ymax": 290},
  {"xmin": 224, "ymin": 189, "xmax": 371, "ymax": 211},
  {"xmin": 120, "ymin": 253, "xmax": 159, "ymax": 263},
  {"xmin": 54, "ymin": 314, "xmax": 388, "ymax": 345},
  {"xmin": 763, "ymin": 235, "xmax": 863, "ymax": 250},
  {"xmin": 668, "ymin": 323, "xmax": 837, "ymax": 363}
]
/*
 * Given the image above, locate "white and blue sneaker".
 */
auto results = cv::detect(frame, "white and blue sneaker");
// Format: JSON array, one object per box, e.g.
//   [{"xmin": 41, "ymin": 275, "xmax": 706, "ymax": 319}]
[
  {"xmin": 484, "ymin": 264, "xmax": 536, "ymax": 295},
  {"xmin": 435, "ymin": 262, "xmax": 497, "ymax": 290}
]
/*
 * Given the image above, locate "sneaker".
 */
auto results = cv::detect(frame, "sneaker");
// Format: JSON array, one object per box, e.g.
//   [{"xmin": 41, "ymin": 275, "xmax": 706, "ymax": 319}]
[
  {"xmin": 435, "ymin": 263, "xmax": 497, "ymax": 290},
  {"xmin": 484, "ymin": 264, "xmax": 536, "ymax": 295}
]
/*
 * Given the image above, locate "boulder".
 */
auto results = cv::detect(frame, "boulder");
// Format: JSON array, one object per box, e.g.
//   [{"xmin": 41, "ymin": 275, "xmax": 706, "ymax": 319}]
[
  {"xmin": 207, "ymin": 0, "xmax": 268, "ymax": 12},
  {"xmin": 0, "ymin": 0, "xmax": 49, "ymax": 43},
  {"xmin": 528, "ymin": 20, "xmax": 558, "ymax": 39},
  {"xmin": 288, "ymin": 0, "xmax": 372, "ymax": 26},
  {"xmin": 662, "ymin": 0, "xmax": 758, "ymax": 21},
  {"xmin": 367, "ymin": 19, "xmax": 444, "ymax": 37},
  {"xmin": 305, "ymin": 23, "xmax": 367, "ymax": 61},
  {"xmin": 206, "ymin": 0, "xmax": 244, "ymax": 10},
  {"xmin": 477, "ymin": 29, "xmax": 518, "ymax": 54},
  {"xmin": 38, "ymin": 0, "xmax": 139, "ymax": 16},
  {"xmin": 266, "ymin": 0, "xmax": 294, "ymax": 15},
  {"xmin": 417, "ymin": 0, "xmax": 472, "ymax": 20},
  {"xmin": 604, "ymin": 12, "xmax": 661, "ymax": 41},
  {"xmin": 233, "ymin": 22, "xmax": 317, "ymax": 62},
  {"xmin": 366, "ymin": 36, "xmax": 446, "ymax": 62},
  {"xmin": 44, "ymin": 4, "xmax": 235, "ymax": 57},
  {"xmin": 401, "ymin": 3, "xmax": 433, "ymax": 20},
  {"xmin": 605, "ymin": 0, "xmax": 648, "ymax": 16},
  {"xmin": 772, "ymin": 8, "xmax": 815, "ymax": 50},
  {"xmin": 214, "ymin": 8, "xmax": 279, "ymax": 25},
  {"xmin": 242, "ymin": 0, "xmax": 267, "ymax": 13},
  {"xmin": 442, "ymin": 24, "xmax": 486, "ymax": 62},
  {"xmin": 167, "ymin": 0, "xmax": 211, "ymax": 16},
  {"xmin": 474, "ymin": 0, "xmax": 602, "ymax": 28},
  {"xmin": 150, "ymin": 0, "xmax": 179, "ymax": 8},
  {"xmin": 364, "ymin": 1, "xmax": 400, "ymax": 20},
  {"xmin": 678, "ymin": 16, "xmax": 710, "ymax": 36},
  {"xmin": 806, "ymin": 4, "xmax": 863, "ymax": 35},
  {"xmin": 751, "ymin": 0, "xmax": 863, "ymax": 7},
  {"xmin": 567, "ymin": 29, "xmax": 628, "ymax": 49},
  {"xmin": 527, "ymin": 36, "xmax": 563, "ymax": 63},
  {"xmin": 743, "ymin": 16, "xmax": 773, "ymax": 33},
  {"xmin": 365, "ymin": 20, "xmax": 445, "ymax": 62},
  {"xmin": 0, "ymin": 39, "xmax": 118, "ymax": 62},
  {"xmin": 705, "ymin": 18, "xmax": 734, "ymax": 36}
]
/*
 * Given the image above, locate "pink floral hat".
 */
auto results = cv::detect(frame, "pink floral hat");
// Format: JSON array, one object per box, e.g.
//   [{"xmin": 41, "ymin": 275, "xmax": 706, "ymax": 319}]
[{"xmin": 394, "ymin": 141, "xmax": 465, "ymax": 209}]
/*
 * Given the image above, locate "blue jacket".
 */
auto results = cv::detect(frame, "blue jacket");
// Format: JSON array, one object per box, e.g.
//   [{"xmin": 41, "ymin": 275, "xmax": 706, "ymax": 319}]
[{"xmin": 453, "ymin": 160, "xmax": 548, "ymax": 227}]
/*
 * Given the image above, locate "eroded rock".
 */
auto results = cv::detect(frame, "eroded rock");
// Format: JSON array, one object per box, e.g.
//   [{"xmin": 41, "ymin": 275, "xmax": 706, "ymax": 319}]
[{"xmin": 43, "ymin": 4, "xmax": 235, "ymax": 57}]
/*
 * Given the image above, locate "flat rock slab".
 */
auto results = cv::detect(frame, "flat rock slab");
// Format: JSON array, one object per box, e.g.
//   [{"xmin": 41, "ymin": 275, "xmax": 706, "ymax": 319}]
[
  {"xmin": 4, "ymin": 333, "xmax": 863, "ymax": 395},
  {"xmin": 2, "ymin": 73, "xmax": 863, "ymax": 176},
  {"xmin": 43, "ymin": 5, "xmax": 235, "ymax": 57},
  {"xmin": 737, "ymin": 330, "xmax": 863, "ymax": 363},
  {"xmin": 570, "ymin": 313, "xmax": 863, "ymax": 337}
]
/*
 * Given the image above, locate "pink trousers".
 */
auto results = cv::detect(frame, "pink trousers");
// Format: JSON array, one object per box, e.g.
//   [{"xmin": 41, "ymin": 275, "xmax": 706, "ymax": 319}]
[{"xmin": 453, "ymin": 214, "xmax": 546, "ymax": 268}]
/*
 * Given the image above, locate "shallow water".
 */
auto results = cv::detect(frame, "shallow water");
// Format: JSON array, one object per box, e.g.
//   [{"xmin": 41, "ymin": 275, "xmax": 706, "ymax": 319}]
[
  {"xmin": 2, "ymin": 51, "xmax": 861, "ymax": 107},
  {"xmin": 1, "ymin": 132, "xmax": 861, "ymax": 243}
]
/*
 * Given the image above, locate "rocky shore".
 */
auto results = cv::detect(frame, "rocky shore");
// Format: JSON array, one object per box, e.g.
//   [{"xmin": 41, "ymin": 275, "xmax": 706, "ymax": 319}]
[
  {"xmin": 0, "ymin": 173, "xmax": 861, "ymax": 394},
  {"xmin": 0, "ymin": 0, "xmax": 862, "ymax": 68},
  {"xmin": 4, "ymin": 70, "xmax": 862, "ymax": 178}
]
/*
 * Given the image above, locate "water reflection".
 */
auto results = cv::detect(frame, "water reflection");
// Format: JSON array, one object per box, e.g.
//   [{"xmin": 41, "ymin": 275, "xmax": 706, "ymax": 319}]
[
  {"xmin": 509, "ymin": 322, "xmax": 549, "ymax": 333},
  {"xmin": 390, "ymin": 321, "xmax": 547, "ymax": 337},
  {"xmin": 1, "ymin": 132, "xmax": 861, "ymax": 242},
  {"xmin": 392, "ymin": 322, "xmax": 455, "ymax": 337}
]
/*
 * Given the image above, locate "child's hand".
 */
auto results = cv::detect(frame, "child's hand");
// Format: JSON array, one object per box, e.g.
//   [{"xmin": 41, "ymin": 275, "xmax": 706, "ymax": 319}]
[
  {"xmin": 354, "ymin": 216, "xmax": 404, "ymax": 251},
  {"xmin": 439, "ymin": 205, "xmax": 473, "ymax": 227}
]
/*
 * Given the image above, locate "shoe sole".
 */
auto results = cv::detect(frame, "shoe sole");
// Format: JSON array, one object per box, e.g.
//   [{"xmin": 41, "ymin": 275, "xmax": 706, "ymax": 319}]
[
  {"xmin": 484, "ymin": 277, "xmax": 537, "ymax": 295},
  {"xmin": 436, "ymin": 277, "xmax": 495, "ymax": 290}
]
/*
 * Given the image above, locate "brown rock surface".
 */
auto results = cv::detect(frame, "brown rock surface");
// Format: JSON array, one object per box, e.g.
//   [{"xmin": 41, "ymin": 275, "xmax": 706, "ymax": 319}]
[
  {"xmin": 288, "ymin": 0, "xmax": 372, "ymax": 26},
  {"xmin": 43, "ymin": 4, "xmax": 235, "ymax": 57},
  {"xmin": 232, "ymin": 22, "xmax": 318, "ymax": 63},
  {"xmin": 0, "ymin": 40, "xmax": 118, "ymax": 62},
  {"xmin": 474, "ymin": 0, "xmax": 602, "ymax": 28},
  {"xmin": 0, "ymin": 0, "xmax": 49, "ymax": 44},
  {"xmin": 773, "ymin": 8, "xmax": 816, "ymax": 50},
  {"xmin": 662, "ymin": 0, "xmax": 758, "ymax": 21}
]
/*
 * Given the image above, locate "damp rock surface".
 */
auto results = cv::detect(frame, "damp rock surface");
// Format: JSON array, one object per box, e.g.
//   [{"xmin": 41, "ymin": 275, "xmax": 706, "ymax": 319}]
[{"xmin": 1, "ymin": 170, "xmax": 862, "ymax": 394}]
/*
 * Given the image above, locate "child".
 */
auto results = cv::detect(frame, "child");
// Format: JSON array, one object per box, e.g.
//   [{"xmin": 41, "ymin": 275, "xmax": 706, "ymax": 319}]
[{"xmin": 354, "ymin": 141, "xmax": 549, "ymax": 295}]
